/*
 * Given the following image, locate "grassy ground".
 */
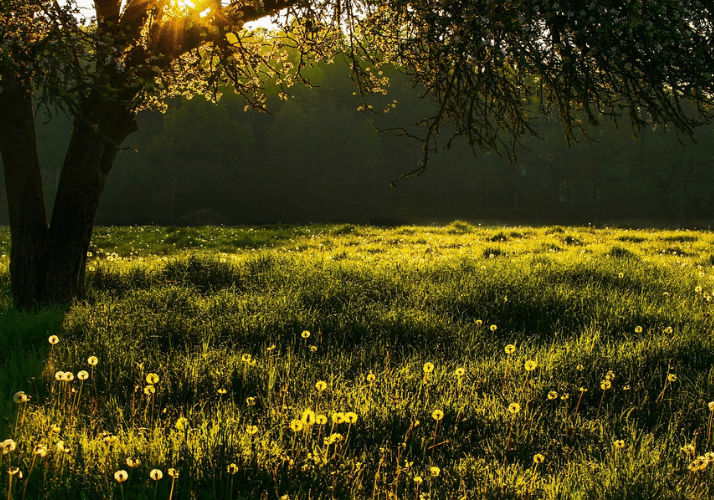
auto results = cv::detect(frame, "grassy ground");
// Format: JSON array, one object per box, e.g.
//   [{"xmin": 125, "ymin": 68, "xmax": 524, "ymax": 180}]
[{"xmin": 1, "ymin": 222, "xmax": 714, "ymax": 499}]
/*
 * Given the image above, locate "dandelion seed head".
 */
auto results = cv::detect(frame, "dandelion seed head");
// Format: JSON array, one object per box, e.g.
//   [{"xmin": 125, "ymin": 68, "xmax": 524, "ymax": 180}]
[
  {"xmin": 77, "ymin": 370, "xmax": 89, "ymax": 381},
  {"xmin": 114, "ymin": 470, "xmax": 128, "ymax": 483},
  {"xmin": 505, "ymin": 344, "xmax": 516, "ymax": 354},
  {"xmin": 1, "ymin": 439, "xmax": 16, "ymax": 454},
  {"xmin": 168, "ymin": 468, "xmax": 179, "ymax": 479},
  {"xmin": 315, "ymin": 381, "xmax": 327, "ymax": 392},
  {"xmin": 227, "ymin": 463, "xmax": 239, "ymax": 474},
  {"xmin": 423, "ymin": 362, "xmax": 435, "ymax": 373},
  {"xmin": 55, "ymin": 371, "xmax": 64, "ymax": 381},
  {"xmin": 48, "ymin": 335, "xmax": 59, "ymax": 345},
  {"xmin": 126, "ymin": 457, "xmax": 141, "ymax": 468},
  {"xmin": 13, "ymin": 391, "xmax": 28, "ymax": 404},
  {"xmin": 87, "ymin": 356, "xmax": 98, "ymax": 366},
  {"xmin": 432, "ymin": 409, "xmax": 444, "ymax": 421},
  {"xmin": 525, "ymin": 360, "xmax": 538, "ymax": 371},
  {"xmin": 34, "ymin": 444, "xmax": 47, "ymax": 457},
  {"xmin": 150, "ymin": 469, "xmax": 163, "ymax": 480}
]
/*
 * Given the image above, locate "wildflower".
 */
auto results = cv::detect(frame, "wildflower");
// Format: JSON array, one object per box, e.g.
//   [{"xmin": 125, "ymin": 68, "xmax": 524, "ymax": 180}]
[
  {"xmin": 414, "ymin": 476, "xmax": 423, "ymax": 484},
  {"xmin": 614, "ymin": 440, "xmax": 626, "ymax": 449},
  {"xmin": 623, "ymin": 384, "xmax": 631, "ymax": 391},
  {"xmin": 246, "ymin": 397, "xmax": 256, "ymax": 406},
  {"xmin": 13, "ymin": 391, "xmax": 28, "ymax": 404},
  {"xmin": 533, "ymin": 454, "xmax": 545, "ymax": 464},
  {"xmin": 289, "ymin": 420, "xmax": 303, "ymax": 432},
  {"xmin": 508, "ymin": 403, "xmax": 521, "ymax": 414},
  {"xmin": 247, "ymin": 425, "xmax": 259, "ymax": 435},
  {"xmin": 328, "ymin": 433, "xmax": 343, "ymax": 444},
  {"xmin": 664, "ymin": 326, "xmax": 673, "ymax": 334},
  {"xmin": 668, "ymin": 374, "xmax": 677, "ymax": 382},
  {"xmin": 144, "ymin": 385, "xmax": 155, "ymax": 395},
  {"xmin": 635, "ymin": 326, "xmax": 643, "ymax": 333},
  {"xmin": 309, "ymin": 345, "xmax": 317, "ymax": 353},
  {"xmin": 366, "ymin": 372, "xmax": 376, "ymax": 383},
  {"xmin": 505, "ymin": 344, "xmax": 516, "ymax": 354},
  {"xmin": 548, "ymin": 391, "xmax": 558, "ymax": 400},
  {"xmin": 423, "ymin": 362, "xmax": 435, "ymax": 373},
  {"xmin": 175, "ymin": 417, "xmax": 188, "ymax": 430},
  {"xmin": 490, "ymin": 325, "xmax": 498, "ymax": 332},
  {"xmin": 34, "ymin": 444, "xmax": 47, "ymax": 457},
  {"xmin": 579, "ymin": 386, "xmax": 588, "ymax": 393},
  {"xmin": 696, "ymin": 286, "xmax": 703, "ymax": 293},
  {"xmin": 454, "ymin": 367, "xmax": 465, "ymax": 378},
  {"xmin": 227, "ymin": 463, "xmax": 239, "ymax": 474},
  {"xmin": 709, "ymin": 401, "xmax": 714, "ymax": 412},
  {"xmin": 63, "ymin": 372, "xmax": 74, "ymax": 382},
  {"xmin": 114, "ymin": 470, "xmax": 129, "ymax": 483},
  {"xmin": 576, "ymin": 364, "xmax": 584, "ymax": 371},
  {"xmin": 560, "ymin": 393, "xmax": 570, "ymax": 400},
  {"xmin": 332, "ymin": 412, "xmax": 345, "ymax": 424},
  {"xmin": 430, "ymin": 466, "xmax": 441, "ymax": 477},
  {"xmin": 601, "ymin": 380, "xmax": 612, "ymax": 390},
  {"xmin": 525, "ymin": 360, "xmax": 538, "ymax": 371},
  {"xmin": 150, "ymin": 469, "xmax": 163, "ymax": 481},
  {"xmin": 1, "ymin": 440, "xmax": 16, "ymax": 454},
  {"xmin": 57, "ymin": 441, "xmax": 70, "ymax": 453},
  {"xmin": 77, "ymin": 370, "xmax": 89, "ymax": 381},
  {"xmin": 605, "ymin": 371, "xmax": 615, "ymax": 381},
  {"xmin": 316, "ymin": 415, "xmax": 328, "ymax": 425},
  {"xmin": 168, "ymin": 468, "xmax": 179, "ymax": 479},
  {"xmin": 432, "ymin": 409, "xmax": 444, "ymax": 421},
  {"xmin": 7, "ymin": 467, "xmax": 19, "ymax": 476},
  {"xmin": 48, "ymin": 335, "xmax": 59, "ymax": 345},
  {"xmin": 345, "ymin": 412, "xmax": 358, "ymax": 424},
  {"xmin": 301, "ymin": 330, "xmax": 310, "ymax": 339},
  {"xmin": 315, "ymin": 381, "xmax": 327, "ymax": 392},
  {"xmin": 301, "ymin": 409, "xmax": 316, "ymax": 426},
  {"xmin": 126, "ymin": 457, "xmax": 141, "ymax": 468},
  {"xmin": 618, "ymin": 273, "xmax": 624, "ymax": 278},
  {"xmin": 146, "ymin": 373, "xmax": 159, "ymax": 384},
  {"xmin": 217, "ymin": 388, "xmax": 227, "ymax": 395},
  {"xmin": 241, "ymin": 354, "xmax": 252, "ymax": 363},
  {"xmin": 475, "ymin": 320, "xmax": 483, "ymax": 327},
  {"xmin": 87, "ymin": 356, "xmax": 98, "ymax": 366},
  {"xmin": 54, "ymin": 371, "xmax": 64, "ymax": 381}
]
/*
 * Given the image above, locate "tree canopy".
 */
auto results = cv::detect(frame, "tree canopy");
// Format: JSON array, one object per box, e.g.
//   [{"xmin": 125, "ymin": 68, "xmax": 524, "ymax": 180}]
[{"xmin": 1, "ymin": 0, "xmax": 714, "ymax": 306}]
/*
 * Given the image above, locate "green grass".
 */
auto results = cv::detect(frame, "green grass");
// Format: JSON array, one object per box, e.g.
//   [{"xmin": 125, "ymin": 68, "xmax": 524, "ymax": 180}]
[{"xmin": 1, "ymin": 224, "xmax": 714, "ymax": 499}]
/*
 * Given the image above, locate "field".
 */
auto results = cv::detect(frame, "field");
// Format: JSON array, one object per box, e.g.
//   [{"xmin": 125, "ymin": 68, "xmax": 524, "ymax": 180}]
[{"xmin": 2, "ymin": 222, "xmax": 714, "ymax": 499}]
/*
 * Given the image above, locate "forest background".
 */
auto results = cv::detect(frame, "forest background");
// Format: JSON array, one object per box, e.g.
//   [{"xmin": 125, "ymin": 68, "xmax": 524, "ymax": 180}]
[{"xmin": 3, "ymin": 50, "xmax": 714, "ymax": 229}]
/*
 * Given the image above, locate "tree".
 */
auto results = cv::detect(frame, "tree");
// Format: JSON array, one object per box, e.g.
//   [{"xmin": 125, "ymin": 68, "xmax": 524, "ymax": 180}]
[{"xmin": 2, "ymin": 0, "xmax": 714, "ymax": 307}]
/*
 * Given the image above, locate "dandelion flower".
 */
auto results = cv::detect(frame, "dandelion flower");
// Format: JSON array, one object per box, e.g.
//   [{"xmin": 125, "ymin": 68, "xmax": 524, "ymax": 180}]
[
  {"xmin": 1, "ymin": 439, "xmax": 16, "ymax": 454},
  {"xmin": 227, "ymin": 463, "xmax": 239, "ymax": 474},
  {"xmin": 301, "ymin": 410, "xmax": 316, "ymax": 426},
  {"xmin": 490, "ymin": 324, "xmax": 498, "ymax": 332},
  {"xmin": 709, "ymin": 401, "xmax": 714, "ymax": 412},
  {"xmin": 146, "ymin": 373, "xmax": 159, "ymax": 384},
  {"xmin": 668, "ymin": 374, "xmax": 677, "ymax": 382},
  {"xmin": 505, "ymin": 344, "xmax": 516, "ymax": 354},
  {"xmin": 332, "ymin": 412, "xmax": 345, "ymax": 424},
  {"xmin": 453, "ymin": 367, "xmax": 465, "ymax": 378},
  {"xmin": 508, "ymin": 403, "xmax": 521, "ymax": 414},
  {"xmin": 247, "ymin": 425, "xmax": 259, "ymax": 435},
  {"xmin": 50, "ymin": 424, "xmax": 61, "ymax": 433},
  {"xmin": 168, "ymin": 468, "xmax": 179, "ymax": 479},
  {"xmin": 54, "ymin": 371, "xmax": 64, "ymax": 381},
  {"xmin": 144, "ymin": 385, "xmax": 155, "ymax": 395},
  {"xmin": 114, "ymin": 470, "xmax": 128, "ymax": 483},
  {"xmin": 423, "ymin": 362, "xmax": 435, "ymax": 373},
  {"xmin": 430, "ymin": 466, "xmax": 441, "ymax": 477},
  {"xmin": 316, "ymin": 415, "xmax": 327, "ymax": 425},
  {"xmin": 309, "ymin": 345, "xmax": 317, "ymax": 353},
  {"xmin": 315, "ymin": 381, "xmax": 327, "ymax": 392},
  {"xmin": 525, "ymin": 360, "xmax": 538, "ymax": 371},
  {"xmin": 664, "ymin": 326, "xmax": 673, "ymax": 334},
  {"xmin": 547, "ymin": 391, "xmax": 558, "ymax": 400},
  {"xmin": 696, "ymin": 286, "xmax": 703, "ymax": 293},
  {"xmin": 48, "ymin": 335, "xmax": 59, "ymax": 345},
  {"xmin": 623, "ymin": 384, "xmax": 631, "ymax": 391},
  {"xmin": 13, "ymin": 391, "xmax": 28, "ymax": 404},
  {"xmin": 87, "ymin": 356, "xmax": 98, "ymax": 366},
  {"xmin": 63, "ymin": 372, "xmax": 74, "ymax": 382},
  {"xmin": 246, "ymin": 397, "xmax": 256, "ymax": 406},
  {"xmin": 150, "ymin": 469, "xmax": 163, "ymax": 481},
  {"xmin": 301, "ymin": 330, "xmax": 310, "ymax": 339},
  {"xmin": 289, "ymin": 420, "xmax": 303, "ymax": 432},
  {"xmin": 475, "ymin": 320, "xmax": 483, "ymax": 327},
  {"xmin": 533, "ymin": 454, "xmax": 545, "ymax": 464},
  {"xmin": 328, "ymin": 433, "xmax": 343, "ymax": 444},
  {"xmin": 241, "ymin": 354, "xmax": 252, "ymax": 363},
  {"xmin": 34, "ymin": 444, "xmax": 47, "ymax": 457},
  {"xmin": 579, "ymin": 386, "xmax": 588, "ymax": 393},
  {"xmin": 414, "ymin": 476, "xmax": 423, "ymax": 484},
  {"xmin": 77, "ymin": 370, "xmax": 89, "ymax": 381},
  {"xmin": 576, "ymin": 364, "xmax": 584, "ymax": 371},
  {"xmin": 601, "ymin": 380, "xmax": 612, "ymax": 390},
  {"xmin": 345, "ymin": 412, "xmax": 358, "ymax": 424},
  {"xmin": 217, "ymin": 388, "xmax": 227, "ymax": 395},
  {"xmin": 367, "ymin": 372, "xmax": 376, "ymax": 383},
  {"xmin": 618, "ymin": 272, "xmax": 624, "ymax": 278},
  {"xmin": 126, "ymin": 457, "xmax": 141, "ymax": 468},
  {"xmin": 605, "ymin": 371, "xmax": 615, "ymax": 381},
  {"xmin": 635, "ymin": 326, "xmax": 643, "ymax": 333},
  {"xmin": 432, "ymin": 409, "xmax": 444, "ymax": 421},
  {"xmin": 614, "ymin": 440, "xmax": 626, "ymax": 449}
]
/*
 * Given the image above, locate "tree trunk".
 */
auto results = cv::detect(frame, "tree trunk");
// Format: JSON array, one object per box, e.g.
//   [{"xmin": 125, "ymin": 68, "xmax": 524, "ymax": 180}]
[
  {"xmin": 0, "ymin": 74, "xmax": 49, "ymax": 308},
  {"xmin": 41, "ymin": 105, "xmax": 137, "ymax": 303}
]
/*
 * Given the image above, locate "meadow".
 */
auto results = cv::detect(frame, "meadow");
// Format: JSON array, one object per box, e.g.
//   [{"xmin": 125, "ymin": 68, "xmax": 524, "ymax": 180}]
[{"xmin": 1, "ymin": 221, "xmax": 714, "ymax": 499}]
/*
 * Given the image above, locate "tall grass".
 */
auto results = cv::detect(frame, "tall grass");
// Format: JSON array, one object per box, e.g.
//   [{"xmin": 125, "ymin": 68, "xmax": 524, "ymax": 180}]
[{"xmin": 1, "ymin": 224, "xmax": 714, "ymax": 498}]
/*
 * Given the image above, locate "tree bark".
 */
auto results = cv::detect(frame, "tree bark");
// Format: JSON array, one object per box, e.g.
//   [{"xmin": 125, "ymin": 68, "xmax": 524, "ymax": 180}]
[
  {"xmin": 41, "ymin": 104, "xmax": 137, "ymax": 302},
  {"xmin": 0, "ymin": 74, "xmax": 49, "ymax": 308}
]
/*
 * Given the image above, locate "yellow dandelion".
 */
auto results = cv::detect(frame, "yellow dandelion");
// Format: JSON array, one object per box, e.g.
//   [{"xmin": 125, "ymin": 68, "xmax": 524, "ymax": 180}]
[
  {"xmin": 246, "ymin": 397, "xmax": 256, "ymax": 406},
  {"xmin": 345, "ymin": 412, "xmax": 358, "ymax": 424},
  {"xmin": 430, "ymin": 466, "xmax": 441, "ymax": 477},
  {"xmin": 241, "ymin": 353, "xmax": 252, "ymax": 363},
  {"xmin": 168, "ymin": 468, "xmax": 179, "ymax": 479},
  {"xmin": 414, "ymin": 476, "xmax": 423, "ymax": 484},
  {"xmin": 217, "ymin": 388, "xmax": 227, "ymax": 395},
  {"xmin": 525, "ymin": 360, "xmax": 538, "ymax": 371},
  {"xmin": 126, "ymin": 457, "xmax": 141, "ymax": 468},
  {"xmin": 668, "ymin": 374, "xmax": 677, "ymax": 382},
  {"xmin": 13, "ymin": 391, "xmax": 28, "ymax": 404},
  {"xmin": 623, "ymin": 384, "xmax": 631, "ymax": 391},
  {"xmin": 601, "ymin": 380, "xmax": 612, "ymax": 390},
  {"xmin": 289, "ymin": 419, "xmax": 304, "ymax": 432},
  {"xmin": 490, "ymin": 324, "xmax": 498, "ymax": 332},
  {"xmin": 635, "ymin": 326, "xmax": 643, "ymax": 333},
  {"xmin": 576, "ymin": 364, "xmax": 584, "ymax": 371},
  {"xmin": 301, "ymin": 330, "xmax": 310, "ymax": 339},
  {"xmin": 547, "ymin": 391, "xmax": 558, "ymax": 400},
  {"xmin": 533, "ymin": 454, "xmax": 545, "ymax": 464},
  {"xmin": 328, "ymin": 433, "xmax": 343, "ymax": 444},
  {"xmin": 316, "ymin": 415, "xmax": 328, "ymax": 425},
  {"xmin": 508, "ymin": 403, "xmax": 521, "ymax": 414},
  {"xmin": 505, "ymin": 344, "xmax": 516, "ymax": 354},
  {"xmin": 618, "ymin": 272, "xmax": 624, "ymax": 278},
  {"xmin": 432, "ymin": 409, "xmax": 444, "ymax": 421},
  {"xmin": 605, "ymin": 371, "xmax": 615, "ymax": 381},
  {"xmin": 614, "ymin": 439, "xmax": 626, "ymax": 449},
  {"xmin": 367, "ymin": 372, "xmax": 376, "ymax": 383},
  {"xmin": 475, "ymin": 320, "xmax": 483, "ymax": 327},
  {"xmin": 696, "ymin": 286, "xmax": 703, "ymax": 293},
  {"xmin": 77, "ymin": 370, "xmax": 89, "ymax": 381},
  {"xmin": 150, "ymin": 469, "xmax": 163, "ymax": 481},
  {"xmin": 175, "ymin": 417, "xmax": 188, "ymax": 430},
  {"xmin": 146, "ymin": 373, "xmax": 159, "ymax": 384},
  {"xmin": 227, "ymin": 463, "xmax": 239, "ymax": 474},
  {"xmin": 114, "ymin": 470, "xmax": 128, "ymax": 483},
  {"xmin": 247, "ymin": 425, "xmax": 259, "ymax": 435},
  {"xmin": 315, "ymin": 381, "xmax": 327, "ymax": 392},
  {"xmin": 62, "ymin": 372, "xmax": 74, "ymax": 382},
  {"xmin": 709, "ymin": 401, "xmax": 714, "ymax": 412},
  {"xmin": 144, "ymin": 385, "xmax": 155, "ymax": 395},
  {"xmin": 309, "ymin": 345, "xmax": 317, "ymax": 353},
  {"xmin": 48, "ymin": 335, "xmax": 59, "ymax": 345},
  {"xmin": 87, "ymin": 356, "xmax": 98, "ymax": 366},
  {"xmin": 301, "ymin": 409, "xmax": 316, "ymax": 426},
  {"xmin": 579, "ymin": 386, "xmax": 588, "ymax": 393},
  {"xmin": 454, "ymin": 367, "xmax": 466, "ymax": 378},
  {"xmin": 664, "ymin": 326, "xmax": 673, "ymax": 334},
  {"xmin": 50, "ymin": 424, "xmax": 61, "ymax": 433},
  {"xmin": 423, "ymin": 362, "xmax": 435, "ymax": 373},
  {"xmin": 332, "ymin": 412, "xmax": 345, "ymax": 424}
]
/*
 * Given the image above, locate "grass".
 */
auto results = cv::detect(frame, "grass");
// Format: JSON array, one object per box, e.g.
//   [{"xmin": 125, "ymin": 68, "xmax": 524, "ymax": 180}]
[{"xmin": 1, "ymin": 223, "xmax": 714, "ymax": 499}]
